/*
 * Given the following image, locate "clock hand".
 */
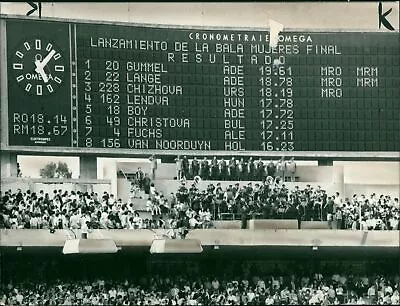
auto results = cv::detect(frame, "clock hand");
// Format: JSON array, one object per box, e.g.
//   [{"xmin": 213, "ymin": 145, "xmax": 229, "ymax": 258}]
[
  {"xmin": 34, "ymin": 60, "xmax": 49, "ymax": 83},
  {"xmin": 36, "ymin": 49, "xmax": 56, "ymax": 70}
]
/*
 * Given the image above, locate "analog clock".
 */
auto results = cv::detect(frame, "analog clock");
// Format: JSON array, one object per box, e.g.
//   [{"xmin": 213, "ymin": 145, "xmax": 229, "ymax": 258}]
[{"xmin": 11, "ymin": 38, "xmax": 66, "ymax": 96}]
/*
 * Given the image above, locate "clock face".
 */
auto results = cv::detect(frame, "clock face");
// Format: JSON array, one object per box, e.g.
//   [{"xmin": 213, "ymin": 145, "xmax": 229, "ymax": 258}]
[{"xmin": 11, "ymin": 38, "xmax": 66, "ymax": 96}]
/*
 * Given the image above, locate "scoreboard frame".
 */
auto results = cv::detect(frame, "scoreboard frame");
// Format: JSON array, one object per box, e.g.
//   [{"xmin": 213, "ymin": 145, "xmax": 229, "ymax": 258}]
[{"xmin": 1, "ymin": 14, "xmax": 399, "ymax": 159}]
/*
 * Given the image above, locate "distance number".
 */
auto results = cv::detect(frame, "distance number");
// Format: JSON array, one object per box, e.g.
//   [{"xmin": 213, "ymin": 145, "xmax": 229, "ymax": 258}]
[
  {"xmin": 12, "ymin": 124, "xmax": 67, "ymax": 136},
  {"xmin": 259, "ymin": 66, "xmax": 292, "ymax": 76},
  {"xmin": 259, "ymin": 77, "xmax": 293, "ymax": 87}
]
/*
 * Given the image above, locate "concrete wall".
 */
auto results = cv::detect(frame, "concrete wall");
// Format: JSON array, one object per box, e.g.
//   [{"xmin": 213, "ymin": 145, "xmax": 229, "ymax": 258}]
[
  {"xmin": 98, "ymin": 158, "xmax": 118, "ymax": 196},
  {"xmin": 0, "ymin": 152, "xmax": 17, "ymax": 178},
  {"xmin": 79, "ymin": 156, "xmax": 97, "ymax": 180},
  {"xmin": 291, "ymin": 166, "xmax": 334, "ymax": 183},
  {"xmin": 339, "ymin": 162, "xmax": 400, "ymax": 185},
  {"xmin": 249, "ymin": 219, "xmax": 298, "ymax": 230},
  {"xmin": 213, "ymin": 221, "xmax": 242, "ymax": 230},
  {"xmin": 339, "ymin": 161, "xmax": 400, "ymax": 198},
  {"xmin": 301, "ymin": 221, "xmax": 330, "ymax": 230},
  {"xmin": 1, "ymin": 229, "xmax": 399, "ymax": 248},
  {"xmin": 0, "ymin": 178, "xmax": 32, "ymax": 192},
  {"xmin": 156, "ymin": 164, "xmax": 177, "ymax": 180},
  {"xmin": 117, "ymin": 178, "xmax": 131, "ymax": 202}
]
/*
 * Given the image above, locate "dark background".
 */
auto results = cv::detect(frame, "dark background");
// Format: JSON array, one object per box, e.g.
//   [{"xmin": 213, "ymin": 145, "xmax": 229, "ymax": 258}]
[{"xmin": 1, "ymin": 246, "xmax": 399, "ymax": 282}]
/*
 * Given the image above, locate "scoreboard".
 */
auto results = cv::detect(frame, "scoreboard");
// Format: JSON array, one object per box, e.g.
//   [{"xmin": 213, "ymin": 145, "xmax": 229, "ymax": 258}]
[{"xmin": 4, "ymin": 18, "xmax": 400, "ymax": 153}]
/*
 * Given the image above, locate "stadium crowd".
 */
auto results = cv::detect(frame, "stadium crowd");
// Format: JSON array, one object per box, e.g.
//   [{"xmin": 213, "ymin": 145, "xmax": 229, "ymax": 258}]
[
  {"xmin": 0, "ymin": 181, "xmax": 398, "ymax": 231},
  {"xmin": 1, "ymin": 272, "xmax": 399, "ymax": 305},
  {"xmin": 174, "ymin": 156, "xmax": 297, "ymax": 182}
]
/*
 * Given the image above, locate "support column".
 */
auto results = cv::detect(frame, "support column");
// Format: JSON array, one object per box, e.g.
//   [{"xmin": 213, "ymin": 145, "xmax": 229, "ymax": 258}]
[
  {"xmin": 1, "ymin": 152, "xmax": 18, "ymax": 177},
  {"xmin": 332, "ymin": 165, "xmax": 345, "ymax": 197},
  {"xmin": 79, "ymin": 156, "xmax": 97, "ymax": 179}
]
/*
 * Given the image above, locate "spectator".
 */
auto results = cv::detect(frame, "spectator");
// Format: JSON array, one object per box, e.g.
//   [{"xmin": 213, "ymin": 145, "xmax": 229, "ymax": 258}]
[
  {"xmin": 241, "ymin": 204, "xmax": 249, "ymax": 229},
  {"xmin": 149, "ymin": 155, "xmax": 158, "ymax": 180},
  {"xmin": 16, "ymin": 162, "xmax": 22, "ymax": 177},
  {"xmin": 1, "ymin": 187, "xmax": 398, "ymax": 232},
  {"xmin": 335, "ymin": 208, "xmax": 343, "ymax": 230},
  {"xmin": 334, "ymin": 192, "xmax": 343, "ymax": 209},
  {"xmin": 189, "ymin": 215, "xmax": 202, "ymax": 229},
  {"xmin": 255, "ymin": 158, "xmax": 265, "ymax": 181},
  {"xmin": 175, "ymin": 155, "xmax": 183, "ymax": 180},
  {"xmin": 276, "ymin": 157, "xmax": 286, "ymax": 179},
  {"xmin": 190, "ymin": 157, "xmax": 200, "ymax": 178},
  {"xmin": 238, "ymin": 157, "xmax": 247, "ymax": 180},
  {"xmin": 219, "ymin": 158, "xmax": 228, "ymax": 181},
  {"xmin": 135, "ymin": 167, "xmax": 145, "ymax": 189},
  {"xmin": 182, "ymin": 156, "xmax": 190, "ymax": 180},
  {"xmin": 149, "ymin": 183, "xmax": 156, "ymax": 198},
  {"xmin": 266, "ymin": 160, "xmax": 276, "ymax": 178},
  {"xmin": 210, "ymin": 156, "xmax": 219, "ymax": 180},
  {"xmin": 285, "ymin": 157, "xmax": 297, "ymax": 182},
  {"xmin": 142, "ymin": 173, "xmax": 151, "ymax": 195},
  {"xmin": 151, "ymin": 197, "xmax": 162, "ymax": 220},
  {"xmin": 2, "ymin": 268, "xmax": 395, "ymax": 306},
  {"xmin": 200, "ymin": 157, "xmax": 210, "ymax": 180},
  {"xmin": 199, "ymin": 209, "xmax": 212, "ymax": 229},
  {"xmin": 248, "ymin": 157, "xmax": 255, "ymax": 180},
  {"xmin": 130, "ymin": 182, "xmax": 140, "ymax": 200},
  {"xmin": 229, "ymin": 157, "xmax": 237, "ymax": 180}
]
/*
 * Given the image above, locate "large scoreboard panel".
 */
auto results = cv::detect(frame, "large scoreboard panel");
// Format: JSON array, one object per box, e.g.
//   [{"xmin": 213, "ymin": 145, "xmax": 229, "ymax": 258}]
[{"xmin": 5, "ymin": 18, "xmax": 400, "ymax": 153}]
